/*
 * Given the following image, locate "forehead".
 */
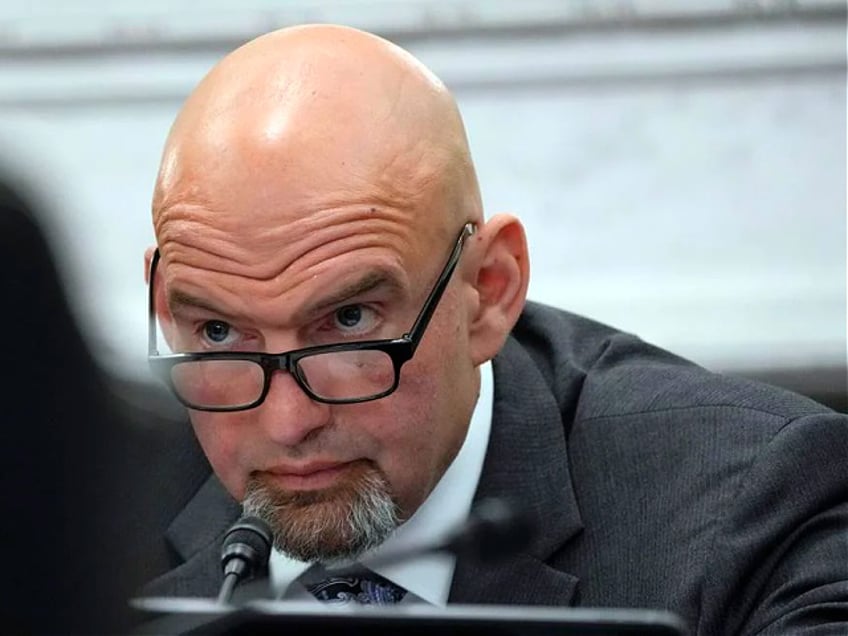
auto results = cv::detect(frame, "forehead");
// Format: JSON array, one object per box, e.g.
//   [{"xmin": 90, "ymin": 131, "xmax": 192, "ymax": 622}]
[
  {"xmin": 158, "ymin": 211, "xmax": 409, "ymax": 313},
  {"xmin": 153, "ymin": 203, "xmax": 469, "ymax": 342},
  {"xmin": 152, "ymin": 81, "xmax": 463, "ymax": 324},
  {"xmin": 155, "ymin": 133, "xmax": 455, "ymax": 301}
]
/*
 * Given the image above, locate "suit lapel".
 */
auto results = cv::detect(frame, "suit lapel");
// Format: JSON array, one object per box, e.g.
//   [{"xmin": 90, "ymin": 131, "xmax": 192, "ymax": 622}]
[
  {"xmin": 450, "ymin": 336, "xmax": 583, "ymax": 606},
  {"xmin": 141, "ymin": 475, "xmax": 241, "ymax": 598}
]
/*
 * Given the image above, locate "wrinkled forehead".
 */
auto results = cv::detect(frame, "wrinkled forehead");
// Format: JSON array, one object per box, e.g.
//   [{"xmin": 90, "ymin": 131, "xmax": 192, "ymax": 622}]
[
  {"xmin": 154, "ymin": 122, "xmax": 463, "ymax": 288},
  {"xmin": 150, "ymin": 190, "xmax": 463, "ymax": 340},
  {"xmin": 153, "ymin": 130, "xmax": 458, "ymax": 279},
  {"xmin": 151, "ymin": 129, "xmax": 466, "ymax": 317}
]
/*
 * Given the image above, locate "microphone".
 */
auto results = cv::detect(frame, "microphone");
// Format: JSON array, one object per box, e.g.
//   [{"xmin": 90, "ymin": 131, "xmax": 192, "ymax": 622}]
[
  {"xmin": 130, "ymin": 498, "xmax": 530, "ymax": 623},
  {"xmin": 217, "ymin": 516, "xmax": 273, "ymax": 604}
]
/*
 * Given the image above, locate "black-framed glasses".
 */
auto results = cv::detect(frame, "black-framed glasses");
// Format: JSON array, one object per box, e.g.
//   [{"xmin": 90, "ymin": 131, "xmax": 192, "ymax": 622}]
[{"xmin": 147, "ymin": 223, "xmax": 476, "ymax": 411}]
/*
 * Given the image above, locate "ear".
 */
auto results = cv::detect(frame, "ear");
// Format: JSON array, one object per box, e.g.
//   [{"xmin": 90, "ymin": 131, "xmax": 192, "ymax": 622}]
[
  {"xmin": 144, "ymin": 245, "xmax": 177, "ymax": 350},
  {"xmin": 465, "ymin": 214, "xmax": 530, "ymax": 366}
]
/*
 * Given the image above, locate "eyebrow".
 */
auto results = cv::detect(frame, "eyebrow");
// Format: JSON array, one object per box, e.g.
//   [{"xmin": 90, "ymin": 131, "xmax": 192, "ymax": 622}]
[
  {"xmin": 300, "ymin": 271, "xmax": 403, "ymax": 321},
  {"xmin": 167, "ymin": 289, "xmax": 239, "ymax": 322},
  {"xmin": 165, "ymin": 271, "xmax": 404, "ymax": 325}
]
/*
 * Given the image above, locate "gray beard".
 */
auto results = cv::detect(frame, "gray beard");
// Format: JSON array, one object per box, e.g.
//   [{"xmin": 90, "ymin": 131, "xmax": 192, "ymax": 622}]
[{"xmin": 241, "ymin": 462, "xmax": 401, "ymax": 563}]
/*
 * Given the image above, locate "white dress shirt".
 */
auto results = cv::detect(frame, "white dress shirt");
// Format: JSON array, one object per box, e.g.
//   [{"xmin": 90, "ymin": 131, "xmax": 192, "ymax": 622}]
[{"xmin": 267, "ymin": 362, "xmax": 494, "ymax": 607}]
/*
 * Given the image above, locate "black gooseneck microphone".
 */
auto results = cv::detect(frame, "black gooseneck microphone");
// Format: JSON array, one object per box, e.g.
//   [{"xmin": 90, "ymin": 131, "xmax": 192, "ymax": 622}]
[
  {"xmin": 212, "ymin": 498, "xmax": 532, "ymax": 603},
  {"xmin": 132, "ymin": 497, "xmax": 530, "ymax": 623},
  {"xmin": 217, "ymin": 516, "xmax": 273, "ymax": 604}
]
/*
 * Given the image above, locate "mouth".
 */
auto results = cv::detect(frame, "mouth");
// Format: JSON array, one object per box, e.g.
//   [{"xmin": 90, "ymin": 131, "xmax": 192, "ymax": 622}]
[{"xmin": 258, "ymin": 459, "xmax": 361, "ymax": 491}]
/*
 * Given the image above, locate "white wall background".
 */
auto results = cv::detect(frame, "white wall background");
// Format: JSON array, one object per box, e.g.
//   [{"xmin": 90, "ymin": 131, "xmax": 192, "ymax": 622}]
[{"xmin": 0, "ymin": 0, "xmax": 844, "ymax": 384}]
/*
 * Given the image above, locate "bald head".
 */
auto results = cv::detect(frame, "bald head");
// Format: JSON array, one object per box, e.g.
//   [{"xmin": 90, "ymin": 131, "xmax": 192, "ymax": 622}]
[{"xmin": 153, "ymin": 24, "xmax": 481, "ymax": 245}]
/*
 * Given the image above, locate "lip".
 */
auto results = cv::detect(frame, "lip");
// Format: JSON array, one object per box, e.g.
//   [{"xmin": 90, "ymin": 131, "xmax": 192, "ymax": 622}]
[
  {"xmin": 265, "ymin": 461, "xmax": 351, "ymax": 477},
  {"xmin": 259, "ymin": 460, "xmax": 357, "ymax": 490}
]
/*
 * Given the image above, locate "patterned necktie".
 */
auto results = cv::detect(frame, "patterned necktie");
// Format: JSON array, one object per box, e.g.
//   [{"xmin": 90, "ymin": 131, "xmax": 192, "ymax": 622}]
[{"xmin": 305, "ymin": 568, "xmax": 407, "ymax": 605}]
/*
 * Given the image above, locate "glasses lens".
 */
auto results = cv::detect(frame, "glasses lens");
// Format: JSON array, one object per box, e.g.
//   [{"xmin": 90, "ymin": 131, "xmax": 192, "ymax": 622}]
[
  {"xmin": 170, "ymin": 359, "xmax": 264, "ymax": 409},
  {"xmin": 297, "ymin": 349, "xmax": 396, "ymax": 401}
]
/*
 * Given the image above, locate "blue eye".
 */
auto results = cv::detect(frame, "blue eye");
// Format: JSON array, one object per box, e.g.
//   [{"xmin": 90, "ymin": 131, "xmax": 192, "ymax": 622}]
[
  {"xmin": 203, "ymin": 320, "xmax": 231, "ymax": 343},
  {"xmin": 335, "ymin": 305, "xmax": 363, "ymax": 328}
]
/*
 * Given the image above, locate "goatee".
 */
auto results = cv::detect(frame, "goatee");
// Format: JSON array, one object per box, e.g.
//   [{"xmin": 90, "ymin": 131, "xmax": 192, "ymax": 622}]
[{"xmin": 242, "ymin": 459, "xmax": 401, "ymax": 562}]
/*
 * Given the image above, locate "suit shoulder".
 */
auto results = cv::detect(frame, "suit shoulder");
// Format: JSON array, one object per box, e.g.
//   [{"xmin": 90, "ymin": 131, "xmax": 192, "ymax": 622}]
[{"xmin": 512, "ymin": 301, "xmax": 833, "ymax": 425}]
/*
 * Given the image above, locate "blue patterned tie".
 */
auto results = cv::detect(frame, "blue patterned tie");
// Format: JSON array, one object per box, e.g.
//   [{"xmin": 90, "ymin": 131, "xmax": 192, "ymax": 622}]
[{"xmin": 305, "ymin": 568, "xmax": 407, "ymax": 605}]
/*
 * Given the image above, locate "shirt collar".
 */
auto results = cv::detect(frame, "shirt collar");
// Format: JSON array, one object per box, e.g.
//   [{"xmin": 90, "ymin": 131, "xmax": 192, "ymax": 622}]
[{"xmin": 268, "ymin": 361, "xmax": 494, "ymax": 606}]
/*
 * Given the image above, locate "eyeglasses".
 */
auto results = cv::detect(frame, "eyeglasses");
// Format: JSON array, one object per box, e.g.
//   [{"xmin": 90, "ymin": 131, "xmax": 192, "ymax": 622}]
[{"xmin": 147, "ymin": 223, "xmax": 476, "ymax": 411}]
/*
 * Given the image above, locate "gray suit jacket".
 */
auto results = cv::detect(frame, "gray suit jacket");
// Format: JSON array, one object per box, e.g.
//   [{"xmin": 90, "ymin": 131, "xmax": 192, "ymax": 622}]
[{"xmin": 139, "ymin": 302, "xmax": 848, "ymax": 635}]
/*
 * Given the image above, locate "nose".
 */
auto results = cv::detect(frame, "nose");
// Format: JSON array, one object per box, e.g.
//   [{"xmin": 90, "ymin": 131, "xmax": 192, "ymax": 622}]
[{"xmin": 253, "ymin": 368, "xmax": 332, "ymax": 447}]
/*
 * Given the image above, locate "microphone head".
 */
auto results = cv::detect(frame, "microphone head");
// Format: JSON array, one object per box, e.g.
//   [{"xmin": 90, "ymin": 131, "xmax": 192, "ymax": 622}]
[
  {"xmin": 445, "ymin": 497, "xmax": 536, "ymax": 562},
  {"xmin": 221, "ymin": 516, "xmax": 273, "ymax": 580}
]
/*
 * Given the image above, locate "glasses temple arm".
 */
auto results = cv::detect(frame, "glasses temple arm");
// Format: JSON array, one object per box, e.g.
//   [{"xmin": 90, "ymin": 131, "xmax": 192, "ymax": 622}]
[
  {"xmin": 405, "ymin": 223, "xmax": 476, "ymax": 346},
  {"xmin": 148, "ymin": 248, "xmax": 161, "ymax": 356}
]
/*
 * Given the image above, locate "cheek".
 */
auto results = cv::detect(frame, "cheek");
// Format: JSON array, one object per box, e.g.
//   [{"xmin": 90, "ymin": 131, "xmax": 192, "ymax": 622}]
[
  {"xmin": 189, "ymin": 412, "xmax": 249, "ymax": 499},
  {"xmin": 375, "ymin": 338, "xmax": 472, "ymax": 497},
  {"xmin": 354, "ymin": 367, "xmax": 441, "ymax": 459},
  {"xmin": 410, "ymin": 316, "xmax": 479, "ymax": 459}
]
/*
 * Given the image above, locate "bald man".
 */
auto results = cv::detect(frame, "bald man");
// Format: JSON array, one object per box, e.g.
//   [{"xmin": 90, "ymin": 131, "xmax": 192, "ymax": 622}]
[{"xmin": 138, "ymin": 24, "xmax": 847, "ymax": 635}]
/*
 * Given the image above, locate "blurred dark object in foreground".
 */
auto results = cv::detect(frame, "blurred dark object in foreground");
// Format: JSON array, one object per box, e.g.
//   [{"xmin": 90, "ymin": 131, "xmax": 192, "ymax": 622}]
[
  {"xmin": 0, "ymin": 175, "xmax": 202, "ymax": 633},
  {"xmin": 0, "ymin": 175, "xmax": 123, "ymax": 631}
]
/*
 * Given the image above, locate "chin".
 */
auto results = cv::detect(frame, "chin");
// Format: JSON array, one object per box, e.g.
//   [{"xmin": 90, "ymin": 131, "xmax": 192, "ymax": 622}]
[{"xmin": 242, "ymin": 460, "xmax": 401, "ymax": 562}]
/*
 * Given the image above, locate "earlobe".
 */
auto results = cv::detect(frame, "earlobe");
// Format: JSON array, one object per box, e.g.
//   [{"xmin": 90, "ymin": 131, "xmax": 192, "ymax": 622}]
[{"xmin": 467, "ymin": 215, "xmax": 530, "ymax": 365}]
